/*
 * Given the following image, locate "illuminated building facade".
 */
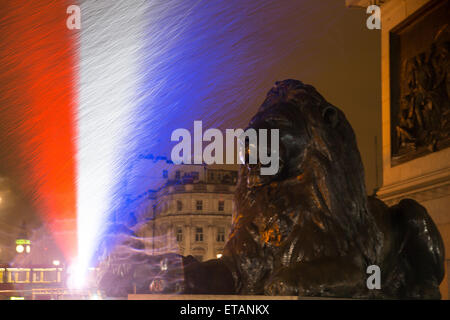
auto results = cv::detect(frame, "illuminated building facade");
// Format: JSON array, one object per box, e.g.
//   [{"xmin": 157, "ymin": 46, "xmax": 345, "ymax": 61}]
[{"xmin": 135, "ymin": 160, "xmax": 237, "ymax": 262}]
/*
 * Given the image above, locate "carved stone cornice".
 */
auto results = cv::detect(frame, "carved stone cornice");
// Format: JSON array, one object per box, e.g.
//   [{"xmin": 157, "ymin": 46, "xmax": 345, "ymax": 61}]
[
  {"xmin": 345, "ymin": 0, "xmax": 390, "ymax": 8},
  {"xmin": 377, "ymin": 167, "xmax": 450, "ymax": 205}
]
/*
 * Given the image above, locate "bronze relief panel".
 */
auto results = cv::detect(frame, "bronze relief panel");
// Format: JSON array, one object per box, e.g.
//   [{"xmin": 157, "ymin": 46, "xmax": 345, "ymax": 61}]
[{"xmin": 390, "ymin": 0, "xmax": 449, "ymax": 166}]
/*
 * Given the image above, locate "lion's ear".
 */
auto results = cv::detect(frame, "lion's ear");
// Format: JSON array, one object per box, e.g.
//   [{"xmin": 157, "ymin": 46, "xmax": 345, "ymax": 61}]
[{"xmin": 322, "ymin": 105, "xmax": 339, "ymax": 128}]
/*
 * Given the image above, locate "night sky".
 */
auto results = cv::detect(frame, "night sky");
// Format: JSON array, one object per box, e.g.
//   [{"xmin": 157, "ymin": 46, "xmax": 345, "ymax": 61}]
[{"xmin": 0, "ymin": 1, "xmax": 380, "ymax": 237}]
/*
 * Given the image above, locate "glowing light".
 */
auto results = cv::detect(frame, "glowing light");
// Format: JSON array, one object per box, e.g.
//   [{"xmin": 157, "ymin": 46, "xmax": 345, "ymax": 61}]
[
  {"xmin": 216, "ymin": 254, "xmax": 223, "ymax": 259},
  {"xmin": 90, "ymin": 293, "xmax": 101, "ymax": 300},
  {"xmin": 16, "ymin": 240, "xmax": 31, "ymax": 253},
  {"xmin": 52, "ymin": 260, "xmax": 60, "ymax": 266},
  {"xmin": 67, "ymin": 261, "xmax": 88, "ymax": 290},
  {"xmin": 160, "ymin": 258, "xmax": 168, "ymax": 271}
]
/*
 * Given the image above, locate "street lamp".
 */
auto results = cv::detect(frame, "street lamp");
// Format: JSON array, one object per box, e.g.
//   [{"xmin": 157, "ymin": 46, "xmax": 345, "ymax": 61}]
[{"xmin": 52, "ymin": 260, "xmax": 61, "ymax": 284}]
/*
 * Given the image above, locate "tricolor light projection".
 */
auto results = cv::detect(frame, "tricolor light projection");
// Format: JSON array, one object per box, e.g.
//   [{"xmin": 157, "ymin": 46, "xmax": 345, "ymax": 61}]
[{"xmin": 1, "ymin": 0, "xmax": 315, "ymax": 287}]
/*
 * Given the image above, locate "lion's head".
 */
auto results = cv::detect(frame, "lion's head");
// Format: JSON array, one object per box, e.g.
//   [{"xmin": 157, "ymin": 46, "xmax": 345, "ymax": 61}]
[{"xmin": 243, "ymin": 80, "xmax": 365, "ymax": 192}]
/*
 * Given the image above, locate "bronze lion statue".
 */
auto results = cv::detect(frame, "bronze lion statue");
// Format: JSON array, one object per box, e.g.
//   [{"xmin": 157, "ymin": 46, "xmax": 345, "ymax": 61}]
[
  {"xmin": 99, "ymin": 80, "xmax": 445, "ymax": 299},
  {"xmin": 182, "ymin": 79, "xmax": 445, "ymax": 299}
]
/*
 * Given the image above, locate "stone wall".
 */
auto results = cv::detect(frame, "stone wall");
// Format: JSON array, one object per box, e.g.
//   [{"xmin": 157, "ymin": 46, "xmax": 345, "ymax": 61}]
[{"xmin": 375, "ymin": 0, "xmax": 450, "ymax": 299}]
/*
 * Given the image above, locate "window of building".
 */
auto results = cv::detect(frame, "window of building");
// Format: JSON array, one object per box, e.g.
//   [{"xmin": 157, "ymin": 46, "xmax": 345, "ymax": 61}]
[
  {"xmin": 175, "ymin": 170, "xmax": 181, "ymax": 180},
  {"xmin": 176, "ymin": 227, "xmax": 183, "ymax": 242},
  {"xmin": 217, "ymin": 227, "xmax": 225, "ymax": 242},
  {"xmin": 191, "ymin": 171, "xmax": 199, "ymax": 180},
  {"xmin": 222, "ymin": 174, "xmax": 231, "ymax": 184},
  {"xmin": 196, "ymin": 200, "xmax": 203, "ymax": 211},
  {"xmin": 195, "ymin": 227, "xmax": 203, "ymax": 242},
  {"xmin": 218, "ymin": 200, "xmax": 225, "ymax": 211},
  {"xmin": 177, "ymin": 200, "xmax": 183, "ymax": 211},
  {"xmin": 162, "ymin": 170, "xmax": 168, "ymax": 178}
]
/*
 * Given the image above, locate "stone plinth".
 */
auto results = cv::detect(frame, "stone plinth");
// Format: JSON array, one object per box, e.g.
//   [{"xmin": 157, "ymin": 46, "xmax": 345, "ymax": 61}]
[{"xmin": 374, "ymin": 0, "xmax": 450, "ymax": 299}]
